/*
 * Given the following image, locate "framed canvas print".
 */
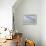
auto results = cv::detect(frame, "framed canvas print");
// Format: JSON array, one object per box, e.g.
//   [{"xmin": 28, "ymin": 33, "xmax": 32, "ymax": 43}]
[{"xmin": 23, "ymin": 15, "xmax": 37, "ymax": 25}]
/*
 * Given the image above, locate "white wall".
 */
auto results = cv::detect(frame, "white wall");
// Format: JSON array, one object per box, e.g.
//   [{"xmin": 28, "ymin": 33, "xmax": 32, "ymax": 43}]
[
  {"xmin": 0, "ymin": 0, "xmax": 16, "ymax": 30},
  {"xmin": 41, "ymin": 0, "xmax": 46, "ymax": 46},
  {"xmin": 13, "ymin": 0, "xmax": 41, "ymax": 46}
]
